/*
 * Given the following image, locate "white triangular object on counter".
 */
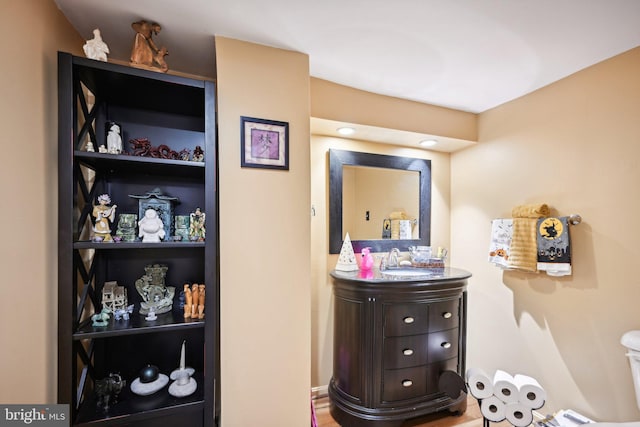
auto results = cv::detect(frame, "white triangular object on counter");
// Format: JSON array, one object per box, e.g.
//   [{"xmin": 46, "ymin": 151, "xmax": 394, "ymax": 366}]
[{"xmin": 335, "ymin": 233, "xmax": 359, "ymax": 271}]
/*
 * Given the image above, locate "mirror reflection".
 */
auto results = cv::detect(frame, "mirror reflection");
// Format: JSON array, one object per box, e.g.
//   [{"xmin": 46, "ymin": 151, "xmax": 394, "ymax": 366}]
[
  {"xmin": 329, "ymin": 149, "xmax": 431, "ymax": 254},
  {"xmin": 343, "ymin": 166, "xmax": 419, "ymax": 240}
]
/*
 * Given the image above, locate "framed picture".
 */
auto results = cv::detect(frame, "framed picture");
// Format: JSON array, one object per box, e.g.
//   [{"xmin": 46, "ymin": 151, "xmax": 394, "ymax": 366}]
[{"xmin": 240, "ymin": 116, "xmax": 289, "ymax": 170}]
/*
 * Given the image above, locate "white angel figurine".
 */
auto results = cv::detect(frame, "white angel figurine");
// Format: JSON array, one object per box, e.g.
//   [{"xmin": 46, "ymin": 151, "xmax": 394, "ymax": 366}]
[{"xmin": 83, "ymin": 29, "xmax": 110, "ymax": 61}]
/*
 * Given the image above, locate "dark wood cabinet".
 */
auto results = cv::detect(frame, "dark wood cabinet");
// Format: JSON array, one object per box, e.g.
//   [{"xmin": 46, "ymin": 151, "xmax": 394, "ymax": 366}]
[
  {"xmin": 329, "ymin": 268, "xmax": 471, "ymax": 427},
  {"xmin": 57, "ymin": 52, "xmax": 219, "ymax": 427}
]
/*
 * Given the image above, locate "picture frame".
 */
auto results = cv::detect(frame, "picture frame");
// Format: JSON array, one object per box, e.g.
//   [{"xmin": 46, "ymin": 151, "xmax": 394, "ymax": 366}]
[{"xmin": 240, "ymin": 116, "xmax": 289, "ymax": 170}]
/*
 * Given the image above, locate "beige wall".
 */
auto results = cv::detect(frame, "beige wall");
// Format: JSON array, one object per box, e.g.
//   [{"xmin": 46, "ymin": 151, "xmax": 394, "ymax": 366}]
[
  {"xmin": 311, "ymin": 78, "xmax": 477, "ymax": 141},
  {"xmin": 0, "ymin": 0, "xmax": 84, "ymax": 404},
  {"xmin": 215, "ymin": 37, "xmax": 311, "ymax": 426},
  {"xmin": 310, "ymin": 136, "xmax": 452, "ymax": 386},
  {"xmin": 451, "ymin": 47, "xmax": 640, "ymax": 421}
]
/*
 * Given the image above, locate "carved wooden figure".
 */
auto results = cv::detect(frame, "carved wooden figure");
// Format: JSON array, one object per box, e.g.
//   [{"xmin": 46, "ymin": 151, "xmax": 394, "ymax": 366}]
[
  {"xmin": 130, "ymin": 20, "xmax": 169, "ymax": 73},
  {"xmin": 191, "ymin": 284, "xmax": 199, "ymax": 318},
  {"xmin": 183, "ymin": 284, "xmax": 192, "ymax": 318},
  {"xmin": 198, "ymin": 284, "xmax": 205, "ymax": 319}
]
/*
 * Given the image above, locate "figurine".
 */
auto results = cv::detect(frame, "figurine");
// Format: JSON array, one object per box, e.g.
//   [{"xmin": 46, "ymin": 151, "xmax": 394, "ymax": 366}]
[
  {"xmin": 130, "ymin": 20, "xmax": 169, "ymax": 73},
  {"xmin": 83, "ymin": 29, "xmax": 109, "ymax": 62},
  {"xmin": 189, "ymin": 208, "xmax": 205, "ymax": 241},
  {"xmin": 115, "ymin": 213, "xmax": 137, "ymax": 242},
  {"xmin": 145, "ymin": 307, "xmax": 157, "ymax": 321},
  {"xmin": 175, "ymin": 215, "xmax": 190, "ymax": 242},
  {"xmin": 134, "ymin": 264, "xmax": 175, "ymax": 315},
  {"xmin": 191, "ymin": 283, "xmax": 199, "ymax": 318},
  {"xmin": 130, "ymin": 188, "xmax": 179, "ymax": 237},
  {"xmin": 192, "ymin": 145, "xmax": 204, "ymax": 162},
  {"xmin": 183, "ymin": 284, "xmax": 192, "ymax": 318},
  {"xmin": 91, "ymin": 308, "xmax": 111, "ymax": 327},
  {"xmin": 93, "ymin": 194, "xmax": 117, "ymax": 242},
  {"xmin": 113, "ymin": 305, "xmax": 134, "ymax": 321},
  {"xmin": 198, "ymin": 284, "xmax": 205, "ymax": 319},
  {"xmin": 95, "ymin": 373, "xmax": 125, "ymax": 410},
  {"xmin": 138, "ymin": 208, "xmax": 165, "ymax": 242},
  {"xmin": 101, "ymin": 281, "xmax": 127, "ymax": 312},
  {"xmin": 169, "ymin": 341, "xmax": 197, "ymax": 397},
  {"xmin": 360, "ymin": 247, "xmax": 374, "ymax": 271},
  {"xmin": 106, "ymin": 122, "xmax": 123, "ymax": 154}
]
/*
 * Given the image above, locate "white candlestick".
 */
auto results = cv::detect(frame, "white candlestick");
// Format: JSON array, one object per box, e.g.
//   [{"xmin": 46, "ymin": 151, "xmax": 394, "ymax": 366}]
[{"xmin": 180, "ymin": 340, "xmax": 185, "ymax": 370}]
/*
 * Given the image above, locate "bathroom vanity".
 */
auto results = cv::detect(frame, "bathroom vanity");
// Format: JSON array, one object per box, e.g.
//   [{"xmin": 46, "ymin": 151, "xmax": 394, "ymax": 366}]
[{"xmin": 329, "ymin": 267, "xmax": 471, "ymax": 427}]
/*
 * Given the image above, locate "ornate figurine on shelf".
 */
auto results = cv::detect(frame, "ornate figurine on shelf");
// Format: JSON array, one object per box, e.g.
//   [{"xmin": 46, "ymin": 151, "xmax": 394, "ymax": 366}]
[
  {"xmin": 134, "ymin": 264, "xmax": 175, "ymax": 315},
  {"xmin": 115, "ymin": 213, "xmax": 137, "ymax": 242},
  {"xmin": 92, "ymin": 194, "xmax": 117, "ymax": 242},
  {"xmin": 130, "ymin": 188, "xmax": 179, "ymax": 237},
  {"xmin": 91, "ymin": 307, "xmax": 111, "ymax": 327},
  {"xmin": 183, "ymin": 283, "xmax": 205, "ymax": 319},
  {"xmin": 192, "ymin": 145, "xmax": 204, "ymax": 162},
  {"xmin": 129, "ymin": 20, "xmax": 169, "ymax": 73},
  {"xmin": 101, "ymin": 281, "xmax": 127, "ymax": 312},
  {"xmin": 189, "ymin": 207, "xmax": 205, "ymax": 241},
  {"xmin": 106, "ymin": 121, "xmax": 123, "ymax": 154},
  {"xmin": 169, "ymin": 341, "xmax": 197, "ymax": 397},
  {"xmin": 83, "ymin": 28, "xmax": 109, "ymax": 62},
  {"xmin": 138, "ymin": 208, "xmax": 165, "ymax": 242},
  {"xmin": 174, "ymin": 215, "xmax": 190, "ymax": 241},
  {"xmin": 95, "ymin": 373, "xmax": 125, "ymax": 410}
]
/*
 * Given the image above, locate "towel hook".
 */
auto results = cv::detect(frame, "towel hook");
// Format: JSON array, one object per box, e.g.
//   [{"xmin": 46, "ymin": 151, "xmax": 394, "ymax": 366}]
[{"xmin": 569, "ymin": 214, "xmax": 582, "ymax": 225}]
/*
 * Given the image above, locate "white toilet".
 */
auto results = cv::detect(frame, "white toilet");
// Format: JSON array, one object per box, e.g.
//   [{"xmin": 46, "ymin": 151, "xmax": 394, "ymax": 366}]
[{"xmin": 590, "ymin": 330, "xmax": 640, "ymax": 427}]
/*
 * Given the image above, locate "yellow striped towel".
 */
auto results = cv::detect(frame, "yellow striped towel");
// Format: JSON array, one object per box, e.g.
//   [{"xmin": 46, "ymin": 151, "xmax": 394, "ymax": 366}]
[{"xmin": 508, "ymin": 204, "xmax": 550, "ymax": 272}]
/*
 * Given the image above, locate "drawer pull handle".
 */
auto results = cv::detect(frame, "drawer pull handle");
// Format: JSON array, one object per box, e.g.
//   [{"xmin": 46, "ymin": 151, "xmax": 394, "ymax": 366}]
[
  {"xmin": 403, "ymin": 348, "xmax": 414, "ymax": 356},
  {"xmin": 403, "ymin": 316, "xmax": 415, "ymax": 324},
  {"xmin": 441, "ymin": 342, "xmax": 452, "ymax": 349},
  {"xmin": 402, "ymin": 380, "xmax": 413, "ymax": 387},
  {"xmin": 442, "ymin": 312, "xmax": 452, "ymax": 319}
]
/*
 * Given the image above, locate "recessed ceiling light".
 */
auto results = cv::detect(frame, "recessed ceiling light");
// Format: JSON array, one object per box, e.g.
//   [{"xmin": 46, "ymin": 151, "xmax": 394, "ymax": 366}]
[
  {"xmin": 419, "ymin": 139, "xmax": 438, "ymax": 147},
  {"xmin": 337, "ymin": 127, "xmax": 355, "ymax": 136}
]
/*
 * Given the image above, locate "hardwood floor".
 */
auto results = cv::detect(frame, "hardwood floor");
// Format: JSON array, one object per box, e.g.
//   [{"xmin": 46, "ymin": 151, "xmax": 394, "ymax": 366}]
[{"xmin": 313, "ymin": 395, "xmax": 512, "ymax": 427}]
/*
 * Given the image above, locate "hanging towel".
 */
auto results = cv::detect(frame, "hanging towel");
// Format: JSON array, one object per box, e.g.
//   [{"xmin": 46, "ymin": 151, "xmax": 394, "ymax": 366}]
[
  {"xmin": 508, "ymin": 204, "xmax": 550, "ymax": 272},
  {"xmin": 489, "ymin": 219, "xmax": 513, "ymax": 269},
  {"xmin": 537, "ymin": 216, "xmax": 572, "ymax": 276}
]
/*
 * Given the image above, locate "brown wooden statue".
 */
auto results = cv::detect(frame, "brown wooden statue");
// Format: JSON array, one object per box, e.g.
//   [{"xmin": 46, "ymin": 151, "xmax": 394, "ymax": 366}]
[
  {"xmin": 183, "ymin": 284, "xmax": 192, "ymax": 318},
  {"xmin": 191, "ymin": 284, "xmax": 199, "ymax": 318},
  {"xmin": 130, "ymin": 20, "xmax": 169, "ymax": 73},
  {"xmin": 198, "ymin": 284, "xmax": 205, "ymax": 319}
]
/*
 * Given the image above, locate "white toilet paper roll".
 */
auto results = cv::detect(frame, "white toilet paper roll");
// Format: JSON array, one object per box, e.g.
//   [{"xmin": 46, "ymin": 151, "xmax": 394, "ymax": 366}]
[
  {"xmin": 480, "ymin": 395, "xmax": 506, "ymax": 422},
  {"xmin": 493, "ymin": 369, "xmax": 519, "ymax": 403},
  {"xmin": 466, "ymin": 367, "xmax": 493, "ymax": 399},
  {"xmin": 505, "ymin": 402, "xmax": 534, "ymax": 427},
  {"xmin": 513, "ymin": 373, "xmax": 546, "ymax": 409}
]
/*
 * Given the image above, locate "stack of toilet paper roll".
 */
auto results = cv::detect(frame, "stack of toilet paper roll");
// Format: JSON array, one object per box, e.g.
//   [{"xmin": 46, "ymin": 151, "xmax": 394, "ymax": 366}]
[{"xmin": 466, "ymin": 368, "xmax": 546, "ymax": 427}]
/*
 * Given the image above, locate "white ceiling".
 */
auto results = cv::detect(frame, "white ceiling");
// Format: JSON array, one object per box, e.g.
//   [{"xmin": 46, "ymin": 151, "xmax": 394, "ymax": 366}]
[{"xmin": 55, "ymin": 0, "xmax": 640, "ymax": 149}]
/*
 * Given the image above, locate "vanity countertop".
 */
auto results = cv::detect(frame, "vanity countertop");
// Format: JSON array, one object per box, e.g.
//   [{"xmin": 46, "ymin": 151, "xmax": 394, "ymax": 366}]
[{"xmin": 330, "ymin": 266, "xmax": 472, "ymax": 284}]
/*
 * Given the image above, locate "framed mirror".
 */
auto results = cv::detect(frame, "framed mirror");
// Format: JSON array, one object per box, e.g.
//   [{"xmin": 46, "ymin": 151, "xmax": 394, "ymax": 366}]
[{"xmin": 329, "ymin": 149, "xmax": 431, "ymax": 254}]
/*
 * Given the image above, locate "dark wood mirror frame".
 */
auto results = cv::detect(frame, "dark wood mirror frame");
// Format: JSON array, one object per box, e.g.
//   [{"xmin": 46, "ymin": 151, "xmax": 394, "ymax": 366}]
[{"xmin": 329, "ymin": 149, "xmax": 431, "ymax": 254}]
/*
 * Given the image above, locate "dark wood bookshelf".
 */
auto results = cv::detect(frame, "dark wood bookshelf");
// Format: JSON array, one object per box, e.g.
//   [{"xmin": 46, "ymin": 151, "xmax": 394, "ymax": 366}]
[{"xmin": 57, "ymin": 52, "xmax": 219, "ymax": 427}]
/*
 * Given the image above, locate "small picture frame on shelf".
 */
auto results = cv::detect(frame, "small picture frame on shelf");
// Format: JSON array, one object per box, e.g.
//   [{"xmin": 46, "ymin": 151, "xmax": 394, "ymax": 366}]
[{"xmin": 240, "ymin": 116, "xmax": 289, "ymax": 170}]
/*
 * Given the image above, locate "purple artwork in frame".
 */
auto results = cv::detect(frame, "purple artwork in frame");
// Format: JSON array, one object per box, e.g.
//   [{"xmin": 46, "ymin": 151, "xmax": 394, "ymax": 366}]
[{"xmin": 241, "ymin": 116, "xmax": 289, "ymax": 170}]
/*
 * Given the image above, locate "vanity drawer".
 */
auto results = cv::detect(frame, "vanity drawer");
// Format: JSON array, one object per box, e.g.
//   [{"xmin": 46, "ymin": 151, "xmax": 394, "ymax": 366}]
[
  {"xmin": 428, "ymin": 329, "xmax": 459, "ymax": 362},
  {"xmin": 428, "ymin": 299, "xmax": 459, "ymax": 332},
  {"xmin": 384, "ymin": 303, "xmax": 429, "ymax": 337},
  {"xmin": 384, "ymin": 335, "xmax": 428, "ymax": 369},
  {"xmin": 382, "ymin": 366, "xmax": 428, "ymax": 402}
]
